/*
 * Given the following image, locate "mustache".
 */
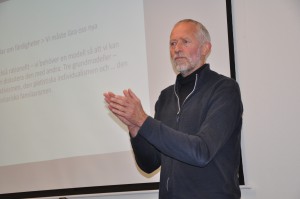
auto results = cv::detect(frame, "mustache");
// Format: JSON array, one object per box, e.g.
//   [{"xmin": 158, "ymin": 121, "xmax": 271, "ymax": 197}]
[
  {"xmin": 172, "ymin": 54, "xmax": 187, "ymax": 60},
  {"xmin": 172, "ymin": 51, "xmax": 187, "ymax": 59}
]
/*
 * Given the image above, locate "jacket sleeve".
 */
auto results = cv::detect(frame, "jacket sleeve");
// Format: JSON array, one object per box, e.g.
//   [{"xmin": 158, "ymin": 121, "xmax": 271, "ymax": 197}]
[
  {"xmin": 130, "ymin": 131, "xmax": 161, "ymax": 174},
  {"xmin": 137, "ymin": 79, "xmax": 243, "ymax": 167}
]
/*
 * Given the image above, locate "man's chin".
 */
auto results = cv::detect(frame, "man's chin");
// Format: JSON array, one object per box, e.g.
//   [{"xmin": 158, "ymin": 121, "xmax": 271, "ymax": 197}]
[
  {"xmin": 175, "ymin": 65, "xmax": 196, "ymax": 76},
  {"xmin": 176, "ymin": 65, "xmax": 189, "ymax": 73}
]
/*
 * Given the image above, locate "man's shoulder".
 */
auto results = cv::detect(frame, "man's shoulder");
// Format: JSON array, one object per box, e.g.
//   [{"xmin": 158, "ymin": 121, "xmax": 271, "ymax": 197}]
[{"xmin": 160, "ymin": 84, "xmax": 175, "ymax": 97}]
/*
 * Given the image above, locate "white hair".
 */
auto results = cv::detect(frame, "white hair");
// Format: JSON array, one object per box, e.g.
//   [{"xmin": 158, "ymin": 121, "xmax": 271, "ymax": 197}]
[{"xmin": 174, "ymin": 19, "xmax": 211, "ymax": 44}]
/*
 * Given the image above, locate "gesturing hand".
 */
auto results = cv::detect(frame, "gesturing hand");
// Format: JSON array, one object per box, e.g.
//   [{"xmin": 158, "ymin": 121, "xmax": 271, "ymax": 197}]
[{"xmin": 103, "ymin": 89, "xmax": 148, "ymax": 137}]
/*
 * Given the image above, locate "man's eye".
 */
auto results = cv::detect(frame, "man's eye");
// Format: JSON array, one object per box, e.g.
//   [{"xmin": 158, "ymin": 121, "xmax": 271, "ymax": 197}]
[
  {"xmin": 170, "ymin": 42, "xmax": 177, "ymax": 47},
  {"xmin": 183, "ymin": 40, "xmax": 189, "ymax": 44}
]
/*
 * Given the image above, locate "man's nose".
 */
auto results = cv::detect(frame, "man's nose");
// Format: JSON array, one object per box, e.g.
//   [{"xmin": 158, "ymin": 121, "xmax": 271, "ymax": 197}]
[{"xmin": 174, "ymin": 42, "xmax": 183, "ymax": 52}]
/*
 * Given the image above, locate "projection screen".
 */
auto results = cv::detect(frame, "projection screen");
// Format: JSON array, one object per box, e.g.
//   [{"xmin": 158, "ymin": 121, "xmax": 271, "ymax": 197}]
[{"xmin": 0, "ymin": 0, "xmax": 237, "ymax": 198}]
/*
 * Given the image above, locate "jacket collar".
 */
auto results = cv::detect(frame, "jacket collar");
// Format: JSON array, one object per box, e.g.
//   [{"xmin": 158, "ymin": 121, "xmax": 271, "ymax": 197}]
[{"xmin": 175, "ymin": 63, "xmax": 210, "ymax": 93}]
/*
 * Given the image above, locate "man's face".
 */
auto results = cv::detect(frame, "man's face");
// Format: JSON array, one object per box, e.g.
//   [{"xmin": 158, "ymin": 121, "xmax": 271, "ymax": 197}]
[{"xmin": 170, "ymin": 22, "xmax": 203, "ymax": 77}]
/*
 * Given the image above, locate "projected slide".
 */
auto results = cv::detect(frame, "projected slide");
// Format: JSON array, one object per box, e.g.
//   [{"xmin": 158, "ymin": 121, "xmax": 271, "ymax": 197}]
[
  {"xmin": 0, "ymin": 0, "xmax": 232, "ymax": 197},
  {"xmin": 0, "ymin": 0, "xmax": 150, "ymax": 167}
]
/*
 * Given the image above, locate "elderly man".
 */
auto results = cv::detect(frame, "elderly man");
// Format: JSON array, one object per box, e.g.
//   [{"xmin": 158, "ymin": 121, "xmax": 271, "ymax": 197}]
[{"xmin": 104, "ymin": 19, "xmax": 243, "ymax": 199}]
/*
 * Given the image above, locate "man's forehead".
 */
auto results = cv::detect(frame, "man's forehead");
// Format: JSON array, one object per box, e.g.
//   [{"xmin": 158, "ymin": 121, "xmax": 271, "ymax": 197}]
[{"xmin": 170, "ymin": 23, "xmax": 197, "ymax": 39}]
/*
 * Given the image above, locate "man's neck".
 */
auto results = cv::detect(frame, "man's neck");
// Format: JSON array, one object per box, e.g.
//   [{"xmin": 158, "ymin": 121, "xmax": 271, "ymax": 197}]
[{"xmin": 180, "ymin": 62, "xmax": 206, "ymax": 77}]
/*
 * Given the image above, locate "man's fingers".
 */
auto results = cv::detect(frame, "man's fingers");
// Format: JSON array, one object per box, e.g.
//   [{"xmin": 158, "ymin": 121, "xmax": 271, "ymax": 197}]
[
  {"xmin": 128, "ymin": 89, "xmax": 140, "ymax": 102},
  {"xmin": 103, "ymin": 92, "xmax": 115, "ymax": 97},
  {"xmin": 110, "ymin": 95, "xmax": 129, "ymax": 108},
  {"xmin": 103, "ymin": 92, "xmax": 116, "ymax": 103},
  {"xmin": 122, "ymin": 89, "xmax": 140, "ymax": 106},
  {"xmin": 123, "ymin": 89, "xmax": 129, "ymax": 97}
]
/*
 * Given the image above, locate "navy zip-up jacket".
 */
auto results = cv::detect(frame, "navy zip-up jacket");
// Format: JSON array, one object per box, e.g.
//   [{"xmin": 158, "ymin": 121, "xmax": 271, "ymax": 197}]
[{"xmin": 131, "ymin": 64, "xmax": 243, "ymax": 199}]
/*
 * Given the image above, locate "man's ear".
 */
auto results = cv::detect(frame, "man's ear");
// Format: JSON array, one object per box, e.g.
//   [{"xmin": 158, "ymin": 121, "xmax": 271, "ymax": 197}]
[{"xmin": 201, "ymin": 42, "xmax": 212, "ymax": 58}]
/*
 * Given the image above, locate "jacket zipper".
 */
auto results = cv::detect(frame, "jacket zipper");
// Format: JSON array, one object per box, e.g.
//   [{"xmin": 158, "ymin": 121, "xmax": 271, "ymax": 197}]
[
  {"xmin": 175, "ymin": 74, "xmax": 198, "ymax": 123},
  {"xmin": 168, "ymin": 74, "xmax": 198, "ymax": 192}
]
